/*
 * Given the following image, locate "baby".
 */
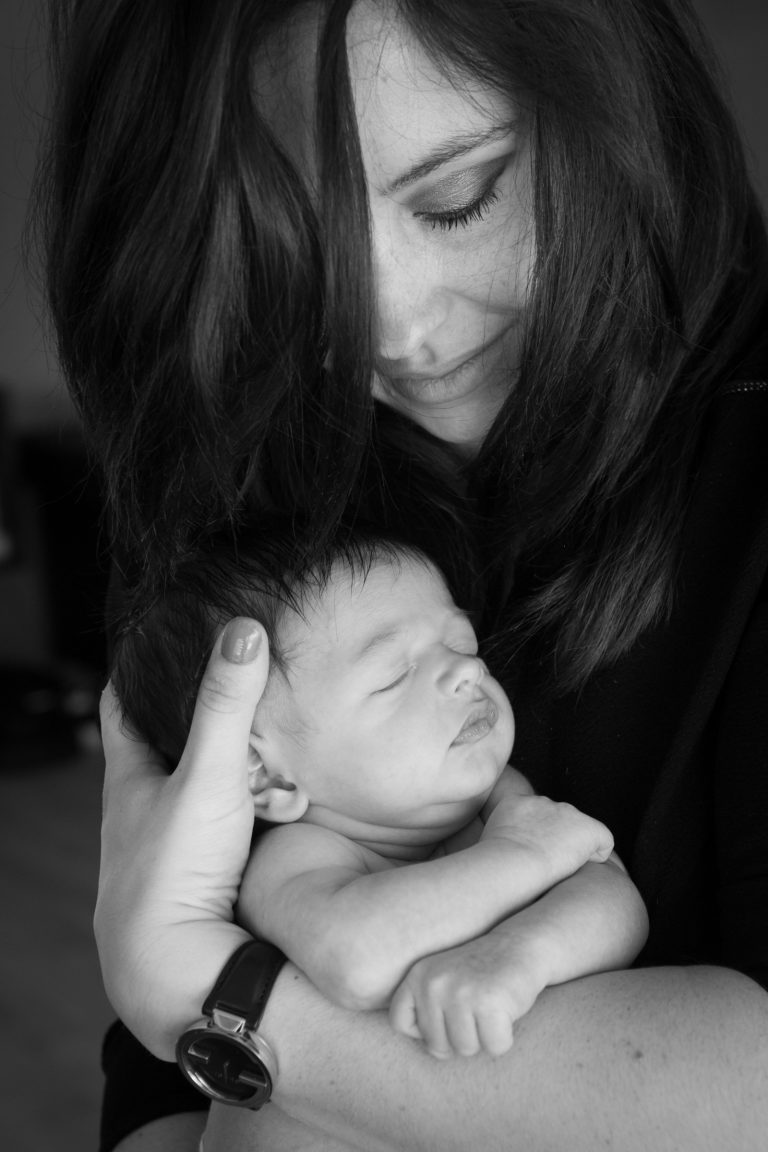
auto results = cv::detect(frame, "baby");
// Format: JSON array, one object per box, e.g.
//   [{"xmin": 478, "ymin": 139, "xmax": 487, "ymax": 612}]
[{"xmin": 114, "ymin": 529, "xmax": 647, "ymax": 1058}]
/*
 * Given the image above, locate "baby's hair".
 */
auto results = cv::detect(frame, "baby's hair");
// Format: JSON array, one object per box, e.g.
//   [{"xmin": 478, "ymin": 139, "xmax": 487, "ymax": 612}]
[{"xmin": 112, "ymin": 524, "xmax": 430, "ymax": 768}]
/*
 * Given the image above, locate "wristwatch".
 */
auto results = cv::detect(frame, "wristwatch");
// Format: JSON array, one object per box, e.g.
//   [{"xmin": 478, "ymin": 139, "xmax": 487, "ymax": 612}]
[{"xmin": 176, "ymin": 940, "xmax": 285, "ymax": 1109}]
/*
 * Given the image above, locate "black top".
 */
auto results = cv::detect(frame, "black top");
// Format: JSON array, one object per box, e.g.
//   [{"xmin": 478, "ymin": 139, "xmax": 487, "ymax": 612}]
[
  {"xmin": 99, "ymin": 381, "xmax": 768, "ymax": 1152},
  {"xmin": 511, "ymin": 381, "xmax": 768, "ymax": 980}
]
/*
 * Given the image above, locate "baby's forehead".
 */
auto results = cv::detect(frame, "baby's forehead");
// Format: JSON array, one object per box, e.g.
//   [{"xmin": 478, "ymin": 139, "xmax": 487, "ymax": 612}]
[
  {"xmin": 252, "ymin": 553, "xmax": 458, "ymax": 736},
  {"xmin": 276, "ymin": 552, "xmax": 458, "ymax": 667}
]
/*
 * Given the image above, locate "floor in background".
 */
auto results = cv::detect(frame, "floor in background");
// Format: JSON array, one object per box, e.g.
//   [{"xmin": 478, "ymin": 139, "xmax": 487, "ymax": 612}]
[{"xmin": 0, "ymin": 747, "xmax": 115, "ymax": 1152}]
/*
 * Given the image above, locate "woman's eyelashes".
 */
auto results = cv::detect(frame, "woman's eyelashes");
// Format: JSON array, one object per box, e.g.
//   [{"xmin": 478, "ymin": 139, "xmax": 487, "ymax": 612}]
[
  {"xmin": 419, "ymin": 187, "xmax": 501, "ymax": 232},
  {"xmin": 411, "ymin": 155, "xmax": 510, "ymax": 232}
]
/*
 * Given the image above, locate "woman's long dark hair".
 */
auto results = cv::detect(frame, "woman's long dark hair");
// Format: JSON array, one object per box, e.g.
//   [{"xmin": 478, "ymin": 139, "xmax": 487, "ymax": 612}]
[
  {"xmin": 38, "ymin": 0, "xmax": 374, "ymax": 573},
  {"xmin": 37, "ymin": 0, "xmax": 768, "ymax": 689}
]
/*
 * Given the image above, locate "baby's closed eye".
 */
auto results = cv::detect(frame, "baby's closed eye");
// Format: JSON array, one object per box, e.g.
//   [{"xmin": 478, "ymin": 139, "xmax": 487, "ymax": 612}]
[{"xmin": 374, "ymin": 667, "xmax": 414, "ymax": 693}]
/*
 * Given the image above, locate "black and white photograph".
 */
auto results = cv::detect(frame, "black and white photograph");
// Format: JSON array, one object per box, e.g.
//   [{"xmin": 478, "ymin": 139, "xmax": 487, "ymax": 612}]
[{"xmin": 2, "ymin": 2, "xmax": 767, "ymax": 1149}]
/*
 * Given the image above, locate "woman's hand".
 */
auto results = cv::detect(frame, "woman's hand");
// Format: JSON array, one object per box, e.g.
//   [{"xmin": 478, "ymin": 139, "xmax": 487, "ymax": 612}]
[{"xmin": 94, "ymin": 617, "xmax": 268, "ymax": 1059}]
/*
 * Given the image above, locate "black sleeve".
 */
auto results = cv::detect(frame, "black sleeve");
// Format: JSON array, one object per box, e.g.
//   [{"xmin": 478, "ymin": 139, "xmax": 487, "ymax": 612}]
[
  {"xmin": 714, "ymin": 594, "xmax": 768, "ymax": 992},
  {"xmin": 99, "ymin": 1020, "xmax": 209, "ymax": 1152}
]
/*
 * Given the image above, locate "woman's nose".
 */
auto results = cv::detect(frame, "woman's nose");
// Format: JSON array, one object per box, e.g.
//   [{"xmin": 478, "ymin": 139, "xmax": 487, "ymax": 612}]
[
  {"xmin": 439, "ymin": 652, "xmax": 485, "ymax": 696},
  {"xmin": 373, "ymin": 223, "xmax": 448, "ymax": 363}
]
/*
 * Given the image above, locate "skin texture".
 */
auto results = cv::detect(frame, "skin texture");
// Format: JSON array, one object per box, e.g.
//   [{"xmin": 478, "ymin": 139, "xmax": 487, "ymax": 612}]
[
  {"xmin": 110, "ymin": 1114, "xmax": 206, "ymax": 1152},
  {"xmin": 257, "ymin": 0, "xmax": 534, "ymax": 453},
  {"xmin": 247, "ymin": 962, "xmax": 768, "ymax": 1152},
  {"xmin": 233, "ymin": 558, "xmax": 641, "ymax": 1060},
  {"xmin": 98, "ymin": 622, "xmax": 768, "ymax": 1152},
  {"xmin": 248, "ymin": 555, "xmax": 515, "ymax": 844},
  {"xmin": 97, "ymin": 4, "xmax": 768, "ymax": 1150}
]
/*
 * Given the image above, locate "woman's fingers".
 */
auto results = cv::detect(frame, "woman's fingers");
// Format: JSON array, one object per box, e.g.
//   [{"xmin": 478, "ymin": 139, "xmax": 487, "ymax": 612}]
[
  {"xmin": 166, "ymin": 618, "xmax": 272, "ymax": 883},
  {"xmin": 94, "ymin": 619, "xmax": 270, "ymax": 1056},
  {"xmin": 98, "ymin": 682, "xmax": 169, "ymax": 874},
  {"xmin": 180, "ymin": 617, "xmax": 269, "ymax": 794}
]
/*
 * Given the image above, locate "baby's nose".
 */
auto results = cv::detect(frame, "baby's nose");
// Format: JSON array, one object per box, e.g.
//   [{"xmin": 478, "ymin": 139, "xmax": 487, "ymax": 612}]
[{"xmin": 442, "ymin": 653, "xmax": 485, "ymax": 694}]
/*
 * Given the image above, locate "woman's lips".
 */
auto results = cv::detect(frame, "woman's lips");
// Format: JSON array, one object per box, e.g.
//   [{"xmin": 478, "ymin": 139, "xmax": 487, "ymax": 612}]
[
  {"xmin": 379, "ymin": 353, "xmax": 482, "ymax": 405},
  {"xmin": 377, "ymin": 331, "xmax": 510, "ymax": 406},
  {"xmin": 452, "ymin": 700, "xmax": 498, "ymax": 746}
]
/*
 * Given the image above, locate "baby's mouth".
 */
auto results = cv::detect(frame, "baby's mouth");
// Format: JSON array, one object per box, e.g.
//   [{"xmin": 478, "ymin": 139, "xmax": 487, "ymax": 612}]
[{"xmin": 451, "ymin": 700, "xmax": 498, "ymax": 746}]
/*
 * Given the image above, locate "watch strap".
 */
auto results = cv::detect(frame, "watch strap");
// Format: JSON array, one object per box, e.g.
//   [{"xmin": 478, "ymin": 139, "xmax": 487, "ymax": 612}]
[{"xmin": 203, "ymin": 940, "xmax": 285, "ymax": 1031}]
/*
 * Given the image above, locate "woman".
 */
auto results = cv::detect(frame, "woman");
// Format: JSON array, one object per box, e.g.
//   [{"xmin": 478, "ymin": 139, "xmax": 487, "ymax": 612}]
[{"xmin": 40, "ymin": 0, "xmax": 768, "ymax": 1149}]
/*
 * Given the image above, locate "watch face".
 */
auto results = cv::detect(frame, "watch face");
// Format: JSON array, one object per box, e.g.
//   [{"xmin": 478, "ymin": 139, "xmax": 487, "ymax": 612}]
[{"xmin": 177, "ymin": 1028, "xmax": 273, "ymax": 1109}]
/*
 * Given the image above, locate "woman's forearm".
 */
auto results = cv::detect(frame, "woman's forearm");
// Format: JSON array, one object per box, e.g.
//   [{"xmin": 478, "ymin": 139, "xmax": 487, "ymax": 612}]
[
  {"xmin": 205, "ymin": 1099, "xmax": 365, "ymax": 1152},
  {"xmin": 258, "ymin": 962, "xmax": 768, "ymax": 1152}
]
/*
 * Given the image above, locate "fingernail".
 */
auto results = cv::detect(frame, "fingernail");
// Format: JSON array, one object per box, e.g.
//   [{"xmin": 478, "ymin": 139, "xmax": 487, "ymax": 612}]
[{"xmin": 222, "ymin": 618, "xmax": 262, "ymax": 664}]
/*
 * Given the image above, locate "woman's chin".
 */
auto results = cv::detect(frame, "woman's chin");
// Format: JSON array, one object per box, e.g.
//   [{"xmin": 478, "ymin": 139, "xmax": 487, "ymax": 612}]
[{"xmin": 373, "ymin": 389, "xmax": 500, "ymax": 454}]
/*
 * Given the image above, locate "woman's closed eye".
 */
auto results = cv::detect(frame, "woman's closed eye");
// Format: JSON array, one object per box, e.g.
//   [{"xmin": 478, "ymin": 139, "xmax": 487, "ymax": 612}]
[
  {"xmin": 410, "ymin": 153, "xmax": 510, "ymax": 233},
  {"xmin": 417, "ymin": 186, "xmax": 500, "ymax": 232}
]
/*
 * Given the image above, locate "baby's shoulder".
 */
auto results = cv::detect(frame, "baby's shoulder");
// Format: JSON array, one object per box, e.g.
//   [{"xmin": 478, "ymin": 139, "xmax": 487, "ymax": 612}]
[{"xmin": 251, "ymin": 821, "xmax": 373, "ymax": 876}]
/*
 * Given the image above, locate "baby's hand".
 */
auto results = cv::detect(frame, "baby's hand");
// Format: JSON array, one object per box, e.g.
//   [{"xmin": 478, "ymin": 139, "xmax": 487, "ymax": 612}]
[
  {"xmin": 483, "ymin": 792, "xmax": 613, "ymax": 881},
  {"xmin": 389, "ymin": 932, "xmax": 543, "ymax": 1059}
]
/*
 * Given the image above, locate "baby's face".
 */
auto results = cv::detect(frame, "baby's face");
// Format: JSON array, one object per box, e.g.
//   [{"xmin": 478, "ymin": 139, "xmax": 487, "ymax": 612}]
[{"xmin": 253, "ymin": 554, "xmax": 514, "ymax": 837}]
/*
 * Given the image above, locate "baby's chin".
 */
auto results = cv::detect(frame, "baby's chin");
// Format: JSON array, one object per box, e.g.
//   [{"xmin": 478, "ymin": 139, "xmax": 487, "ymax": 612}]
[{"xmin": 448, "ymin": 734, "xmax": 512, "ymax": 787}]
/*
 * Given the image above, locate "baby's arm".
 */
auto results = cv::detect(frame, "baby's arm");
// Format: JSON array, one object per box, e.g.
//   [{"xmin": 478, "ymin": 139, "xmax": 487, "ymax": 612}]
[
  {"xmin": 237, "ymin": 773, "xmax": 613, "ymax": 1012},
  {"xmin": 389, "ymin": 851, "xmax": 648, "ymax": 1058}
]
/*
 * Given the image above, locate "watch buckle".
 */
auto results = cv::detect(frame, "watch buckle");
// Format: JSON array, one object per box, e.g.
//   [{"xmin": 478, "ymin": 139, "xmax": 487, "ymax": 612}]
[{"xmin": 211, "ymin": 1008, "xmax": 247, "ymax": 1035}]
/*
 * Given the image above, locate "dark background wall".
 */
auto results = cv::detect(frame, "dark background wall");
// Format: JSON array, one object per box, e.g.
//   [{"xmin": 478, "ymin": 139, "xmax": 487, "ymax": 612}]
[{"xmin": 0, "ymin": 3, "xmax": 766, "ymax": 1151}]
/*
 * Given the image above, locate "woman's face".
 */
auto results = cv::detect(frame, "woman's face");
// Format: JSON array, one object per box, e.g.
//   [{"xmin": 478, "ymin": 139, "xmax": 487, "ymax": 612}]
[{"xmin": 259, "ymin": 0, "xmax": 534, "ymax": 453}]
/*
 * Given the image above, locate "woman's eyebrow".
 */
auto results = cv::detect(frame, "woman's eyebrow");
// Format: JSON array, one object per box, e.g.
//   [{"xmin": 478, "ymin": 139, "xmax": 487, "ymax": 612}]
[{"xmin": 386, "ymin": 123, "xmax": 514, "ymax": 194}]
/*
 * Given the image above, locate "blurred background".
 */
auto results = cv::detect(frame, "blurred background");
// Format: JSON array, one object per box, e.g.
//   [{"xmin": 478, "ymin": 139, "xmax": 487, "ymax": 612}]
[{"xmin": 1, "ymin": 1, "xmax": 767, "ymax": 1149}]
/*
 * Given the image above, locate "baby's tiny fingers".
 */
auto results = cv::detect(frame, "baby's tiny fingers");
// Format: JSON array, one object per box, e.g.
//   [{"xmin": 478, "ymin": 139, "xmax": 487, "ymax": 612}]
[
  {"xmin": 588, "ymin": 827, "xmax": 615, "ymax": 862},
  {"xmin": 389, "ymin": 989, "xmax": 423, "ymax": 1041},
  {"xmin": 417, "ymin": 1003, "xmax": 452, "ymax": 1060},
  {"xmin": 477, "ymin": 1012, "xmax": 515, "ymax": 1057},
  {"xmin": 444, "ymin": 1008, "xmax": 481, "ymax": 1058}
]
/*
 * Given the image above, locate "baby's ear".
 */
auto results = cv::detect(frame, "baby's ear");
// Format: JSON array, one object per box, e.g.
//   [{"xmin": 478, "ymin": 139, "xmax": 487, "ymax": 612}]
[{"xmin": 247, "ymin": 743, "xmax": 308, "ymax": 823}]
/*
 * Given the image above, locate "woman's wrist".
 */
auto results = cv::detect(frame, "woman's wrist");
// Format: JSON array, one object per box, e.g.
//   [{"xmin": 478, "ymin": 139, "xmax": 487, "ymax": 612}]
[
  {"xmin": 176, "ymin": 939, "xmax": 286, "ymax": 1109},
  {"xmin": 121, "ymin": 923, "xmax": 254, "ymax": 1061},
  {"xmin": 256, "ymin": 960, "xmax": 297, "ymax": 1073}
]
